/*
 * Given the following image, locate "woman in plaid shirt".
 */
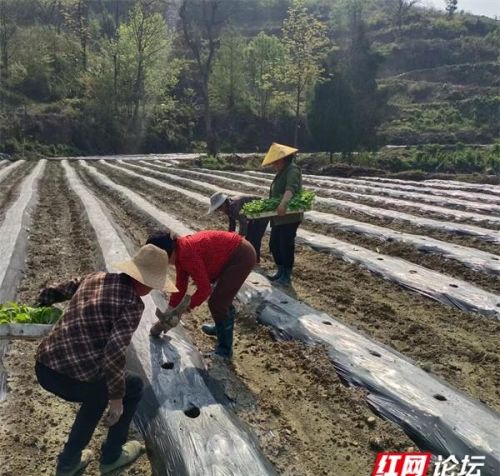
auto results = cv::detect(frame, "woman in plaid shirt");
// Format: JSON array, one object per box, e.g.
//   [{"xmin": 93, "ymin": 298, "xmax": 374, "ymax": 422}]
[{"xmin": 35, "ymin": 244, "xmax": 176, "ymax": 476}]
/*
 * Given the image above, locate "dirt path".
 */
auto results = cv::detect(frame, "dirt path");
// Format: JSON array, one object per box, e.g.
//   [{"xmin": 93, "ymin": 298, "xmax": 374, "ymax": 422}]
[
  {"xmin": 2, "ymin": 161, "xmax": 152, "ymax": 476},
  {"xmin": 0, "ymin": 161, "xmax": 35, "ymax": 224},
  {"xmin": 93, "ymin": 162, "xmax": 500, "ymax": 414},
  {"xmin": 80, "ymin": 161, "xmax": 416, "ymax": 476}
]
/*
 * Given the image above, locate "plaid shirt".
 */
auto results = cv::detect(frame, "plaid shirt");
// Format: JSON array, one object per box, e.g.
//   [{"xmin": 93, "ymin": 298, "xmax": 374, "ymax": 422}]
[
  {"xmin": 226, "ymin": 195, "xmax": 260, "ymax": 235},
  {"xmin": 36, "ymin": 272, "xmax": 144, "ymax": 399}
]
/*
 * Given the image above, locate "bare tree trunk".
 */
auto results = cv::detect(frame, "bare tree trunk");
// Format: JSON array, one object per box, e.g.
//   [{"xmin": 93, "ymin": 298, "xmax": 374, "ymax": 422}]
[
  {"xmin": 180, "ymin": 0, "xmax": 220, "ymax": 156},
  {"xmin": 294, "ymin": 86, "xmax": 301, "ymax": 147}
]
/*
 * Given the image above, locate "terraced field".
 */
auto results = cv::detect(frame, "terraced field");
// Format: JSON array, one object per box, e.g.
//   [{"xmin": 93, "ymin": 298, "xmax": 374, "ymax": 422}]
[{"xmin": 0, "ymin": 156, "xmax": 499, "ymax": 476}]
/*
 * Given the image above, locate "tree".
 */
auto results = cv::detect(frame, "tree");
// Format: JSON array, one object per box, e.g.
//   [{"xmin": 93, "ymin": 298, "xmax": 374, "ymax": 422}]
[
  {"xmin": 61, "ymin": 0, "xmax": 89, "ymax": 71},
  {"xmin": 389, "ymin": 0, "xmax": 420, "ymax": 34},
  {"xmin": 445, "ymin": 0, "xmax": 458, "ymax": 18},
  {"xmin": 246, "ymin": 31, "xmax": 286, "ymax": 120},
  {"xmin": 0, "ymin": 0, "xmax": 17, "ymax": 81},
  {"xmin": 309, "ymin": 1, "xmax": 383, "ymax": 156},
  {"xmin": 309, "ymin": 71, "xmax": 356, "ymax": 158},
  {"xmin": 121, "ymin": 1, "xmax": 171, "ymax": 136},
  {"xmin": 210, "ymin": 28, "xmax": 247, "ymax": 113},
  {"xmin": 179, "ymin": 0, "xmax": 224, "ymax": 156},
  {"xmin": 281, "ymin": 0, "xmax": 329, "ymax": 147},
  {"xmin": 82, "ymin": 0, "xmax": 177, "ymax": 152}
]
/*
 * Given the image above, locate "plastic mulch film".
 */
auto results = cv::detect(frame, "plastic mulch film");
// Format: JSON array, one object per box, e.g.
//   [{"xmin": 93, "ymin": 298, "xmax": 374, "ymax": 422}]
[
  {"xmin": 298, "ymin": 228, "xmax": 500, "ymax": 318},
  {"xmin": 305, "ymin": 175, "xmax": 500, "ymax": 205},
  {"xmin": 303, "ymin": 177, "xmax": 500, "ymax": 215},
  {"xmin": 138, "ymin": 163, "xmax": 500, "ymax": 243},
  {"xmin": 425, "ymin": 179, "xmax": 500, "ymax": 195},
  {"xmin": 108, "ymin": 161, "xmax": 500, "ymax": 318},
  {"xmin": 0, "ymin": 161, "xmax": 46, "ymax": 303},
  {"xmin": 245, "ymin": 171, "xmax": 500, "ymax": 215},
  {"xmin": 218, "ymin": 169, "xmax": 500, "ymax": 224},
  {"xmin": 238, "ymin": 274, "xmax": 500, "ymax": 476},
  {"xmin": 63, "ymin": 160, "xmax": 276, "ymax": 476},
  {"xmin": 363, "ymin": 176, "xmax": 500, "ymax": 197},
  {"xmin": 138, "ymin": 164, "xmax": 500, "ymax": 267},
  {"xmin": 67, "ymin": 153, "xmax": 200, "ymax": 162},
  {"xmin": 0, "ymin": 160, "xmax": 24, "ymax": 184},
  {"xmin": 80, "ymin": 159, "xmax": 500, "ymax": 475},
  {"xmin": 307, "ymin": 211, "xmax": 500, "ymax": 275}
]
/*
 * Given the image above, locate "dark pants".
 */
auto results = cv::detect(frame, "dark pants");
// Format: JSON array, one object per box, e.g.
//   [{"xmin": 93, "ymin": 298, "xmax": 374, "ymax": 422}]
[
  {"xmin": 245, "ymin": 218, "xmax": 269, "ymax": 262},
  {"xmin": 35, "ymin": 361, "xmax": 144, "ymax": 469},
  {"xmin": 269, "ymin": 221, "xmax": 300, "ymax": 269},
  {"xmin": 208, "ymin": 239, "xmax": 257, "ymax": 323}
]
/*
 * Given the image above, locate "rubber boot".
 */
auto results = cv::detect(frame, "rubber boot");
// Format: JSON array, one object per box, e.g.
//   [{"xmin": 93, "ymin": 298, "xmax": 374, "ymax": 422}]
[
  {"xmin": 214, "ymin": 314, "xmax": 235, "ymax": 359},
  {"xmin": 100, "ymin": 441, "xmax": 145, "ymax": 474},
  {"xmin": 267, "ymin": 265, "xmax": 284, "ymax": 282},
  {"xmin": 55, "ymin": 449, "xmax": 93, "ymax": 476},
  {"xmin": 276, "ymin": 267, "xmax": 292, "ymax": 286},
  {"xmin": 201, "ymin": 305, "xmax": 236, "ymax": 337}
]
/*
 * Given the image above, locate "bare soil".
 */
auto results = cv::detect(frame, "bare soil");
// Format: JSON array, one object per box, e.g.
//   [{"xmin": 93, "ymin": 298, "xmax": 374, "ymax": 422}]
[
  {"xmin": 302, "ymin": 221, "xmax": 500, "ymax": 295},
  {"xmin": 2, "ymin": 161, "xmax": 151, "ymax": 476},
  {"xmin": 318, "ymin": 192, "xmax": 500, "ymax": 231},
  {"xmin": 94, "ymin": 161, "xmax": 500, "ymax": 413},
  {"xmin": 79, "ymin": 161, "xmax": 418, "ymax": 476},
  {"xmin": 126, "ymin": 162, "xmax": 500, "ymax": 256}
]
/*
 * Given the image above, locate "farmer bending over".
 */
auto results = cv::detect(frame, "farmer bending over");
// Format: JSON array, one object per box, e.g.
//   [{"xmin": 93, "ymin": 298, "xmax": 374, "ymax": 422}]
[
  {"xmin": 207, "ymin": 192, "xmax": 268, "ymax": 263},
  {"xmin": 35, "ymin": 245, "xmax": 176, "ymax": 476},
  {"xmin": 146, "ymin": 230, "xmax": 256, "ymax": 358}
]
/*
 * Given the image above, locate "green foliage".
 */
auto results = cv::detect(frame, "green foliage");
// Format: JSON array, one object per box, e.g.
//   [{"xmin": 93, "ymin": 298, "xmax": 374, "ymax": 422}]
[
  {"xmin": 210, "ymin": 28, "xmax": 248, "ymax": 113},
  {"xmin": 281, "ymin": 0, "xmax": 329, "ymax": 146},
  {"xmin": 0, "ymin": 0, "xmax": 498, "ymax": 156},
  {"xmin": 0, "ymin": 302, "xmax": 62, "ymax": 325},
  {"xmin": 309, "ymin": 2, "xmax": 383, "ymax": 154},
  {"xmin": 242, "ymin": 190, "xmax": 315, "ymax": 217},
  {"xmin": 246, "ymin": 32, "xmax": 287, "ymax": 119}
]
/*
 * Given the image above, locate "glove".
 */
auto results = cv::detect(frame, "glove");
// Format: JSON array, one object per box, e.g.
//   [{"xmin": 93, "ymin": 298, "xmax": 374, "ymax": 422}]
[{"xmin": 150, "ymin": 320, "xmax": 169, "ymax": 338}]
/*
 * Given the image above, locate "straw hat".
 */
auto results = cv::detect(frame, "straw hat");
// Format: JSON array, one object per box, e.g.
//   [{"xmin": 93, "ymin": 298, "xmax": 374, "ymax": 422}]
[
  {"xmin": 113, "ymin": 244, "xmax": 177, "ymax": 292},
  {"xmin": 207, "ymin": 191, "xmax": 228, "ymax": 214},
  {"xmin": 262, "ymin": 143, "xmax": 298, "ymax": 166}
]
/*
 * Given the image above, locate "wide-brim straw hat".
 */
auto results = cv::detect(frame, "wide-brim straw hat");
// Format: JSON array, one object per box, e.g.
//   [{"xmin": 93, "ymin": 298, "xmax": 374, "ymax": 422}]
[
  {"xmin": 207, "ymin": 191, "xmax": 228, "ymax": 214},
  {"xmin": 113, "ymin": 244, "xmax": 177, "ymax": 293},
  {"xmin": 262, "ymin": 142, "xmax": 298, "ymax": 166}
]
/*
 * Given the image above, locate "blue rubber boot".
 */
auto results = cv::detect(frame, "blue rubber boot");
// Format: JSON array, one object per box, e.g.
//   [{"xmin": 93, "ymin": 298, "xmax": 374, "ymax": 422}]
[
  {"xmin": 214, "ymin": 313, "xmax": 235, "ymax": 359},
  {"xmin": 202, "ymin": 305, "xmax": 236, "ymax": 337},
  {"xmin": 267, "ymin": 265, "xmax": 284, "ymax": 281}
]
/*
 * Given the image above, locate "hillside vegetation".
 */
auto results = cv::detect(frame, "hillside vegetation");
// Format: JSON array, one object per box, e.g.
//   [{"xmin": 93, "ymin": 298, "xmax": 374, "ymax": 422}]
[{"xmin": 0, "ymin": 0, "xmax": 498, "ymax": 163}]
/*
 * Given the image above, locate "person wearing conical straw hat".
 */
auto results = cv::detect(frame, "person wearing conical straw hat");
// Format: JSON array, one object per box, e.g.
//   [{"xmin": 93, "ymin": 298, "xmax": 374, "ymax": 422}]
[
  {"xmin": 35, "ymin": 244, "xmax": 176, "ymax": 476},
  {"xmin": 262, "ymin": 142, "xmax": 302, "ymax": 286},
  {"xmin": 207, "ymin": 191, "xmax": 269, "ymax": 263}
]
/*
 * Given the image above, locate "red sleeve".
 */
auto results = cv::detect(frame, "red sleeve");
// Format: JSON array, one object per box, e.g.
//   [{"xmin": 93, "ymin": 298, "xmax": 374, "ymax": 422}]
[
  {"xmin": 184, "ymin": 250, "xmax": 212, "ymax": 309},
  {"xmin": 169, "ymin": 266, "xmax": 189, "ymax": 309}
]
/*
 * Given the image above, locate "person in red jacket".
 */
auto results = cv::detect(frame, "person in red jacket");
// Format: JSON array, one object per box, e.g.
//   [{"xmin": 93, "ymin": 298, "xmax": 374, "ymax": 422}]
[{"xmin": 146, "ymin": 230, "xmax": 256, "ymax": 358}]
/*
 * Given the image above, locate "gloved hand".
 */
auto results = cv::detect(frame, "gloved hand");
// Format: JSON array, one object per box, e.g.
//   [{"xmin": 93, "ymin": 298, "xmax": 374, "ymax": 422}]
[{"xmin": 150, "ymin": 295, "xmax": 191, "ymax": 337}]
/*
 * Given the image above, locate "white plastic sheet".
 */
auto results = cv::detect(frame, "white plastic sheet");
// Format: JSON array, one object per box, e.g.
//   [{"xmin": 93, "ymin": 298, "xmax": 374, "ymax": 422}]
[
  {"xmin": 306, "ymin": 211, "xmax": 500, "ymax": 275},
  {"xmin": 75, "ymin": 161, "xmax": 500, "ymax": 474},
  {"xmin": 364, "ymin": 176, "xmax": 500, "ymax": 197},
  {"xmin": 63, "ymin": 160, "xmax": 276, "ymax": 476},
  {"xmin": 0, "ymin": 160, "xmax": 24, "ymax": 184},
  {"xmin": 0, "ymin": 161, "xmax": 46, "ymax": 303},
  {"xmin": 108, "ymin": 161, "xmax": 500, "ymax": 318},
  {"xmin": 307, "ymin": 175, "xmax": 500, "ymax": 205},
  {"xmin": 135, "ymin": 163, "xmax": 500, "ymax": 266}
]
